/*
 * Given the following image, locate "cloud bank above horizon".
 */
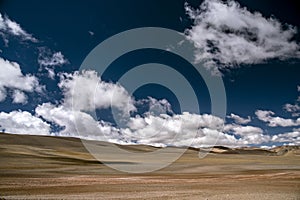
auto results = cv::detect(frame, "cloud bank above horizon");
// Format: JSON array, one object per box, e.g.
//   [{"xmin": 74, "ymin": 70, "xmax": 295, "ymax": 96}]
[{"xmin": 1, "ymin": 68, "xmax": 299, "ymax": 148}]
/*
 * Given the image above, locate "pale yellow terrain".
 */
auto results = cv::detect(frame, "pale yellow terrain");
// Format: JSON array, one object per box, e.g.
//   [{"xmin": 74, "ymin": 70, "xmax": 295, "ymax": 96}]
[{"xmin": 0, "ymin": 133, "xmax": 300, "ymax": 199}]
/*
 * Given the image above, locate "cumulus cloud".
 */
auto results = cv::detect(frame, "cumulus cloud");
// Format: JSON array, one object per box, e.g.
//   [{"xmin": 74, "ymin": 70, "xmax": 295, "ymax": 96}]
[
  {"xmin": 136, "ymin": 97, "xmax": 174, "ymax": 116},
  {"xmin": 271, "ymin": 130, "xmax": 300, "ymax": 145},
  {"xmin": 30, "ymin": 70, "xmax": 231, "ymax": 147},
  {"xmin": 185, "ymin": 0, "xmax": 300, "ymax": 75},
  {"xmin": 35, "ymin": 103, "xmax": 121, "ymax": 141},
  {"xmin": 34, "ymin": 70, "xmax": 136, "ymax": 142},
  {"xmin": 225, "ymin": 124, "xmax": 262, "ymax": 137},
  {"xmin": 197, "ymin": 128, "xmax": 240, "ymax": 147},
  {"xmin": 0, "ymin": 57, "xmax": 42, "ymax": 103},
  {"xmin": 227, "ymin": 113, "xmax": 251, "ymax": 124},
  {"xmin": 255, "ymin": 110, "xmax": 300, "ymax": 127},
  {"xmin": 34, "ymin": 101, "xmax": 273, "ymax": 147},
  {"xmin": 31, "ymin": 70, "xmax": 136, "ymax": 141},
  {"xmin": 148, "ymin": 97, "xmax": 173, "ymax": 114},
  {"xmin": 224, "ymin": 124, "xmax": 269, "ymax": 145},
  {"xmin": 124, "ymin": 112, "xmax": 224, "ymax": 147},
  {"xmin": 0, "ymin": 110, "xmax": 50, "ymax": 135},
  {"xmin": 35, "ymin": 72, "xmax": 270, "ymax": 148},
  {"xmin": 5, "ymin": 93, "xmax": 297, "ymax": 147},
  {"xmin": 36, "ymin": 101, "xmax": 227, "ymax": 147},
  {"xmin": 1, "ymin": 67, "xmax": 298, "ymax": 147},
  {"xmin": 58, "ymin": 70, "xmax": 136, "ymax": 114},
  {"xmin": 0, "ymin": 13, "xmax": 37, "ymax": 44}
]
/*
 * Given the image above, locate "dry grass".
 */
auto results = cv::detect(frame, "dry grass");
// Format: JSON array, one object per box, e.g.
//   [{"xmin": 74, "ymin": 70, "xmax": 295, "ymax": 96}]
[{"xmin": 0, "ymin": 133, "xmax": 300, "ymax": 199}]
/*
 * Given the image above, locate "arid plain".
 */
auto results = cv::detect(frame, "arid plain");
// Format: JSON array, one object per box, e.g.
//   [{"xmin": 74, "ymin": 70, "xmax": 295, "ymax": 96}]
[{"xmin": 0, "ymin": 133, "xmax": 300, "ymax": 200}]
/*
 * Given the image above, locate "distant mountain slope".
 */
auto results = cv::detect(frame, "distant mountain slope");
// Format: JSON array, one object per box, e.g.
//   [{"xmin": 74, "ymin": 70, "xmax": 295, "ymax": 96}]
[{"xmin": 1, "ymin": 132, "xmax": 299, "ymax": 156}]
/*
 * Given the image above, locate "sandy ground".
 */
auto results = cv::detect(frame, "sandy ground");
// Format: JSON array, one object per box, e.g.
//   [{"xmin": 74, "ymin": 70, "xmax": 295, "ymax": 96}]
[{"xmin": 0, "ymin": 133, "xmax": 300, "ymax": 199}]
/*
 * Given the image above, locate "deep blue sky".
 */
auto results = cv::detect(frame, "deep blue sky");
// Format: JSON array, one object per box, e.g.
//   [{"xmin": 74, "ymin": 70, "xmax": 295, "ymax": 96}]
[{"xmin": 0, "ymin": 0, "xmax": 300, "ymax": 144}]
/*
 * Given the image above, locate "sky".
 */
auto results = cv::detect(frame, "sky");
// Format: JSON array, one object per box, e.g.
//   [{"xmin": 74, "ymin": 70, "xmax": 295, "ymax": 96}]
[{"xmin": 0, "ymin": 0, "xmax": 300, "ymax": 148}]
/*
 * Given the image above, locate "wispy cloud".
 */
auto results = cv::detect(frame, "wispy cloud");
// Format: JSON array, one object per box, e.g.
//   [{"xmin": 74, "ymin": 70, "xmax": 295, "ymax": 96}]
[
  {"xmin": 88, "ymin": 31, "xmax": 95, "ymax": 36},
  {"xmin": 255, "ymin": 110, "xmax": 300, "ymax": 127},
  {"xmin": 185, "ymin": 0, "xmax": 300, "ymax": 75},
  {"xmin": 38, "ymin": 47, "xmax": 68, "ymax": 67},
  {"xmin": 227, "ymin": 113, "xmax": 251, "ymax": 124},
  {"xmin": 284, "ymin": 104, "xmax": 300, "ymax": 117},
  {"xmin": 283, "ymin": 85, "xmax": 300, "ymax": 117},
  {"xmin": 0, "ymin": 13, "xmax": 38, "ymax": 45},
  {"xmin": 38, "ymin": 47, "xmax": 69, "ymax": 79}
]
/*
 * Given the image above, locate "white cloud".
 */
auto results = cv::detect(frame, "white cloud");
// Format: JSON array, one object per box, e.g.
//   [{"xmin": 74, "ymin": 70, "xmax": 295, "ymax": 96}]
[
  {"xmin": 35, "ymin": 102, "xmax": 130, "ymax": 145},
  {"xmin": 271, "ymin": 130, "xmax": 300, "ymax": 145},
  {"xmin": 12, "ymin": 90, "xmax": 28, "ymax": 104},
  {"xmin": 37, "ymin": 47, "xmax": 69, "ymax": 79},
  {"xmin": 125, "ymin": 113, "xmax": 271, "ymax": 147},
  {"xmin": 224, "ymin": 124, "xmax": 269, "ymax": 145},
  {"xmin": 14, "ymin": 101, "xmax": 286, "ymax": 147},
  {"xmin": 255, "ymin": 110, "xmax": 300, "ymax": 127},
  {"xmin": 185, "ymin": 0, "xmax": 300, "ymax": 75},
  {"xmin": 0, "ymin": 57, "xmax": 42, "ymax": 103},
  {"xmin": 137, "ymin": 97, "xmax": 174, "ymax": 116},
  {"xmin": 227, "ymin": 113, "xmax": 251, "ymax": 124},
  {"xmin": 284, "ymin": 103, "xmax": 300, "ymax": 117},
  {"xmin": 36, "ymin": 101, "xmax": 227, "ymax": 147},
  {"xmin": 35, "ymin": 102, "xmax": 272, "ymax": 147},
  {"xmin": 58, "ymin": 70, "xmax": 136, "ymax": 114},
  {"xmin": 35, "ymin": 70, "xmax": 137, "ymax": 142},
  {"xmin": 35, "ymin": 73, "xmax": 229, "ymax": 147},
  {"xmin": 197, "ymin": 128, "xmax": 240, "ymax": 147},
  {"xmin": 148, "ymin": 97, "xmax": 173, "ymax": 114},
  {"xmin": 38, "ymin": 47, "xmax": 68, "ymax": 67},
  {"xmin": 6, "ymin": 101, "xmax": 298, "ymax": 147},
  {"xmin": 284, "ymin": 85, "xmax": 300, "ymax": 117},
  {"xmin": 0, "ymin": 110, "xmax": 50, "ymax": 135},
  {"xmin": 224, "ymin": 124, "xmax": 263, "ymax": 135},
  {"xmin": 0, "ymin": 13, "xmax": 37, "ymax": 44},
  {"xmin": 124, "ymin": 112, "xmax": 225, "ymax": 147},
  {"xmin": 46, "ymin": 67, "xmax": 56, "ymax": 80},
  {"xmin": 1, "ymin": 67, "xmax": 298, "ymax": 147},
  {"xmin": 32, "ymin": 70, "xmax": 136, "ymax": 142}
]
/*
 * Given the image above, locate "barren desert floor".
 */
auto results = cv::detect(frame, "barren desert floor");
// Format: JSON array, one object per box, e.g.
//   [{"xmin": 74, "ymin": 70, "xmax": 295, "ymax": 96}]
[{"xmin": 0, "ymin": 133, "xmax": 300, "ymax": 199}]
